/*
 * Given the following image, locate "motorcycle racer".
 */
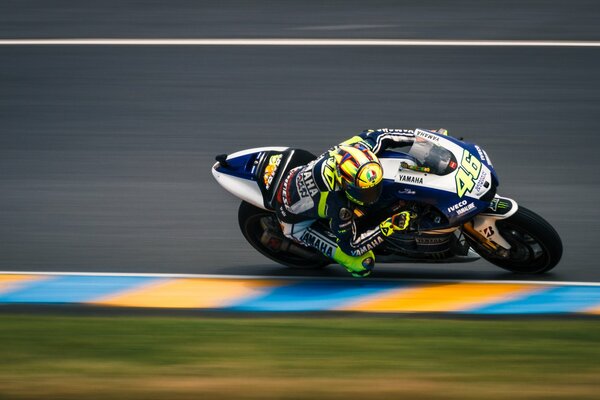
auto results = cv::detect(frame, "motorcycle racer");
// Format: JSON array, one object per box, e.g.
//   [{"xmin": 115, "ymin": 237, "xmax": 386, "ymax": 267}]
[{"xmin": 275, "ymin": 128, "xmax": 423, "ymax": 277}]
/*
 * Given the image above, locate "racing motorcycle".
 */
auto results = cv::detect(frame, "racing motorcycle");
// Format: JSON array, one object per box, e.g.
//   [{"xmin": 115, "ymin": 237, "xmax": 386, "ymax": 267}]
[{"xmin": 211, "ymin": 129, "xmax": 562, "ymax": 274}]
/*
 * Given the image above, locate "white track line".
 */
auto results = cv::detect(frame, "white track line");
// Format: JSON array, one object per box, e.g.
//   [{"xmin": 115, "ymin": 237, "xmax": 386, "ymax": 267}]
[
  {"xmin": 1, "ymin": 271, "xmax": 599, "ymax": 287},
  {"xmin": 0, "ymin": 39, "xmax": 599, "ymax": 47}
]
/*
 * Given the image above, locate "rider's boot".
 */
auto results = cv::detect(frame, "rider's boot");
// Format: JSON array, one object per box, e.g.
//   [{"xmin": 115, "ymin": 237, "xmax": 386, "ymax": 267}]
[{"xmin": 332, "ymin": 248, "xmax": 375, "ymax": 278}]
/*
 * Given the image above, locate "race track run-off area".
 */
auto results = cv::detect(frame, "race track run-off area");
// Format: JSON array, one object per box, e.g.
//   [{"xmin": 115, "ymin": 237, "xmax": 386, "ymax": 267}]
[{"xmin": 2, "ymin": 272, "xmax": 600, "ymax": 315}]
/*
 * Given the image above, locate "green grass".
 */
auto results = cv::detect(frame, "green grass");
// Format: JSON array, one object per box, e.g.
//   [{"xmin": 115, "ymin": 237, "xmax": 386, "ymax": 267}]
[{"xmin": 0, "ymin": 314, "xmax": 599, "ymax": 399}]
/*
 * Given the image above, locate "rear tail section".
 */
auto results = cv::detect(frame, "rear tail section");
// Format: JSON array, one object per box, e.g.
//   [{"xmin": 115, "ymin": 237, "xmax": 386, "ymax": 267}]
[{"xmin": 212, "ymin": 147, "xmax": 316, "ymax": 210}]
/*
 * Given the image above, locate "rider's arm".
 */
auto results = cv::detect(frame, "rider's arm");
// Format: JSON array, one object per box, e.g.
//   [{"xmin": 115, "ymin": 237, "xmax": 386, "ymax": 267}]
[
  {"xmin": 341, "ymin": 128, "xmax": 416, "ymax": 155},
  {"xmin": 336, "ymin": 222, "xmax": 384, "ymax": 257},
  {"xmin": 320, "ymin": 191, "xmax": 396, "ymax": 256}
]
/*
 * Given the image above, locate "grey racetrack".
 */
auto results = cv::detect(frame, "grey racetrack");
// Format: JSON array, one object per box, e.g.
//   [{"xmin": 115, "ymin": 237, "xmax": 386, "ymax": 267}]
[{"xmin": 1, "ymin": 1, "xmax": 599, "ymax": 281}]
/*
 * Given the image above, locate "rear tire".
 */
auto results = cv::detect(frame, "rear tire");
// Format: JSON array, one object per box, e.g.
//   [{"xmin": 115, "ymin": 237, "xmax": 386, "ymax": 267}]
[
  {"xmin": 468, "ymin": 206, "xmax": 563, "ymax": 274},
  {"xmin": 238, "ymin": 201, "xmax": 330, "ymax": 269}
]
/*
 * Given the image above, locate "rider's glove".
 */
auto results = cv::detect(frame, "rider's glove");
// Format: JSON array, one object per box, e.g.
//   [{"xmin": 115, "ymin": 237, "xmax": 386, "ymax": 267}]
[{"xmin": 379, "ymin": 211, "xmax": 415, "ymax": 237}]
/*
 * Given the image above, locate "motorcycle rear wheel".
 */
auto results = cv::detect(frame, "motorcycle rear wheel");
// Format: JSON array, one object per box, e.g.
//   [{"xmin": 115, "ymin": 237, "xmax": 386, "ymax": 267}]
[
  {"xmin": 468, "ymin": 206, "xmax": 563, "ymax": 274},
  {"xmin": 238, "ymin": 201, "xmax": 330, "ymax": 269}
]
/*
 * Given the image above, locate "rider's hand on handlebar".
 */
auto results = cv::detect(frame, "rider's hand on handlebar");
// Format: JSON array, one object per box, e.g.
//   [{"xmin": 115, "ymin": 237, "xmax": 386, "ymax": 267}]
[{"xmin": 379, "ymin": 211, "xmax": 415, "ymax": 237}]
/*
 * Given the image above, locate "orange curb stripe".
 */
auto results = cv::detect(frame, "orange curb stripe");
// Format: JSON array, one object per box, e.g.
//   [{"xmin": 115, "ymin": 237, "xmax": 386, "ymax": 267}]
[
  {"xmin": 340, "ymin": 283, "xmax": 542, "ymax": 312},
  {"xmin": 94, "ymin": 278, "xmax": 282, "ymax": 308},
  {"xmin": 582, "ymin": 305, "xmax": 600, "ymax": 315},
  {"xmin": 0, "ymin": 274, "xmax": 44, "ymax": 294}
]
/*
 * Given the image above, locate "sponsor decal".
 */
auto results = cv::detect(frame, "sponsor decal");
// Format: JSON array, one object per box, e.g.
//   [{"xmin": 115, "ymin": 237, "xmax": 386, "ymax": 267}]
[
  {"xmin": 498, "ymin": 200, "xmax": 510, "ymax": 209},
  {"xmin": 300, "ymin": 170, "xmax": 319, "ymax": 197},
  {"xmin": 397, "ymin": 188, "xmax": 416, "ymax": 195},
  {"xmin": 378, "ymin": 128, "xmax": 413, "ymax": 134},
  {"xmin": 263, "ymin": 154, "xmax": 282, "ymax": 190},
  {"xmin": 449, "ymin": 160, "xmax": 458, "ymax": 170},
  {"xmin": 455, "ymin": 202, "xmax": 476, "ymax": 216},
  {"xmin": 447, "ymin": 200, "xmax": 468, "ymax": 213},
  {"xmin": 281, "ymin": 167, "xmax": 298, "ymax": 207},
  {"xmin": 416, "ymin": 236, "xmax": 449, "ymax": 245},
  {"xmin": 351, "ymin": 236, "xmax": 384, "ymax": 257},
  {"xmin": 475, "ymin": 145, "xmax": 486, "ymax": 161},
  {"xmin": 474, "ymin": 145, "xmax": 486, "ymax": 162},
  {"xmin": 483, "ymin": 226, "xmax": 495, "ymax": 238},
  {"xmin": 300, "ymin": 230, "xmax": 336, "ymax": 258},
  {"xmin": 488, "ymin": 198, "xmax": 511, "ymax": 212},
  {"xmin": 454, "ymin": 149, "xmax": 482, "ymax": 198},
  {"xmin": 415, "ymin": 129, "xmax": 440, "ymax": 142},
  {"xmin": 397, "ymin": 174, "xmax": 424, "ymax": 185},
  {"xmin": 474, "ymin": 145, "xmax": 492, "ymax": 165},
  {"xmin": 484, "ymin": 151, "xmax": 492, "ymax": 166},
  {"xmin": 414, "ymin": 236, "xmax": 451, "ymax": 248},
  {"xmin": 474, "ymin": 169, "xmax": 488, "ymax": 193},
  {"xmin": 297, "ymin": 175, "xmax": 308, "ymax": 197}
]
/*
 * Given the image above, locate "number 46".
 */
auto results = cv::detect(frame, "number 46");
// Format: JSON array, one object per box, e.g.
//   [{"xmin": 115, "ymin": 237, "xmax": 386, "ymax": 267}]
[{"xmin": 455, "ymin": 150, "xmax": 481, "ymax": 197}]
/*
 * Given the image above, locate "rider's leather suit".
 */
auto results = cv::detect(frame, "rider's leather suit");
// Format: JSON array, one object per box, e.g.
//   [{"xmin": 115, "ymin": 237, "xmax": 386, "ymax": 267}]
[{"xmin": 274, "ymin": 128, "xmax": 416, "ymax": 276}]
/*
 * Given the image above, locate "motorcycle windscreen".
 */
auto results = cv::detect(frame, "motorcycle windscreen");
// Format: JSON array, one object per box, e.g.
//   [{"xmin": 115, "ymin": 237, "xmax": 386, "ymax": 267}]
[{"xmin": 408, "ymin": 137, "xmax": 458, "ymax": 175}]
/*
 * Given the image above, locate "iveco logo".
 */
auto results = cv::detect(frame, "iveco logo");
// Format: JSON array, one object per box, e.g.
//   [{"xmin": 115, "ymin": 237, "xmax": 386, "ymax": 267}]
[{"xmin": 447, "ymin": 200, "xmax": 467, "ymax": 213}]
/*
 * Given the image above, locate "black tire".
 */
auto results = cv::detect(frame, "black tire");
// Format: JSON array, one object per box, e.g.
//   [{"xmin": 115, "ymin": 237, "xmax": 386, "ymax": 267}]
[
  {"xmin": 238, "ymin": 201, "xmax": 330, "ymax": 269},
  {"xmin": 468, "ymin": 206, "xmax": 563, "ymax": 274}
]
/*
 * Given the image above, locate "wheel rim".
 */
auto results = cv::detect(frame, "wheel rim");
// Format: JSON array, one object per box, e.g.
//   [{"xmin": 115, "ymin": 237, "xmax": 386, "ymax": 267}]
[{"xmin": 496, "ymin": 221, "xmax": 550, "ymax": 269}]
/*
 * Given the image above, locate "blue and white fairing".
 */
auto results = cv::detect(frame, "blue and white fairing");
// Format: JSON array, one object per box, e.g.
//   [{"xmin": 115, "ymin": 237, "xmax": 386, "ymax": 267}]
[
  {"xmin": 212, "ymin": 146, "xmax": 289, "ymax": 210},
  {"xmin": 378, "ymin": 129, "xmax": 498, "ymax": 227}
]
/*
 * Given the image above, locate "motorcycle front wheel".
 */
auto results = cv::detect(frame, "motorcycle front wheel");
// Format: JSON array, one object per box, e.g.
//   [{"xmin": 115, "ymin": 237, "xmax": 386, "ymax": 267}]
[
  {"xmin": 467, "ymin": 206, "xmax": 563, "ymax": 274},
  {"xmin": 238, "ymin": 201, "xmax": 330, "ymax": 269}
]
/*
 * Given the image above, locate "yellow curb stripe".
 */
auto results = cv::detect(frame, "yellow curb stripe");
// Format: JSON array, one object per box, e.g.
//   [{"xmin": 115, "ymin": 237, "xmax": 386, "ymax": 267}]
[
  {"xmin": 340, "ymin": 283, "xmax": 542, "ymax": 313},
  {"xmin": 93, "ymin": 278, "xmax": 283, "ymax": 308},
  {"xmin": 0, "ymin": 274, "xmax": 45, "ymax": 294}
]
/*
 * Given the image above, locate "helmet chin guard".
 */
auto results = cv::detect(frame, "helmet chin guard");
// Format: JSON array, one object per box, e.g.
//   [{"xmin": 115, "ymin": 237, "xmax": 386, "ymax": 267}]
[{"xmin": 344, "ymin": 179, "xmax": 383, "ymax": 205}]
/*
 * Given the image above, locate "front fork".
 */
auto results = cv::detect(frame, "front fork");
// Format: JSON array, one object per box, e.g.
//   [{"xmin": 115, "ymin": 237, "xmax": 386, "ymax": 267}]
[{"xmin": 462, "ymin": 196, "xmax": 519, "ymax": 257}]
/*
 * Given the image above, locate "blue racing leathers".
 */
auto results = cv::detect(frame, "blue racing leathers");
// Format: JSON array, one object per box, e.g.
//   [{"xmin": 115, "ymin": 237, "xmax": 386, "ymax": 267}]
[{"xmin": 274, "ymin": 128, "xmax": 416, "ymax": 277}]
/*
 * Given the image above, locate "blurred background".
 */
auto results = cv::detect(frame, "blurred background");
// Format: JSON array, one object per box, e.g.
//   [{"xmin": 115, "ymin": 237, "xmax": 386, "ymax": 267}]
[{"xmin": 1, "ymin": 0, "xmax": 600, "ymax": 281}]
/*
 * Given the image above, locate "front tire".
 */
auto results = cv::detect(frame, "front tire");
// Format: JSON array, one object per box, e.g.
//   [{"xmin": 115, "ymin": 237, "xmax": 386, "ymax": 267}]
[
  {"xmin": 468, "ymin": 206, "xmax": 563, "ymax": 274},
  {"xmin": 238, "ymin": 201, "xmax": 329, "ymax": 269}
]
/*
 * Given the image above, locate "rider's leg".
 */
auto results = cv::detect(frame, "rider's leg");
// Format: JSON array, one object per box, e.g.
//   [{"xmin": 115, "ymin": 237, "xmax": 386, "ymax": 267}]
[
  {"xmin": 332, "ymin": 247, "xmax": 374, "ymax": 278},
  {"xmin": 279, "ymin": 219, "xmax": 375, "ymax": 277}
]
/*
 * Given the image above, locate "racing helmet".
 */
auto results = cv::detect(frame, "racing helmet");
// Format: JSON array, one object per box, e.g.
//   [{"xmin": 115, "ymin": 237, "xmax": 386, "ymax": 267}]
[{"xmin": 334, "ymin": 143, "xmax": 384, "ymax": 205}]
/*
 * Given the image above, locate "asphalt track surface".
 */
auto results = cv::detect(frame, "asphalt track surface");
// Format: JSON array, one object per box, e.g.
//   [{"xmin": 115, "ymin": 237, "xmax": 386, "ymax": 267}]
[{"xmin": 1, "ymin": 1, "xmax": 600, "ymax": 282}]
